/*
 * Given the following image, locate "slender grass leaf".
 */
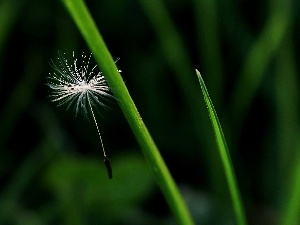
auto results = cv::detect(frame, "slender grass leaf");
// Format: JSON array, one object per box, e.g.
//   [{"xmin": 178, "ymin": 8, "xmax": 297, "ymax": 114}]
[
  {"xmin": 59, "ymin": 0, "xmax": 195, "ymax": 224},
  {"xmin": 196, "ymin": 69, "xmax": 247, "ymax": 225}
]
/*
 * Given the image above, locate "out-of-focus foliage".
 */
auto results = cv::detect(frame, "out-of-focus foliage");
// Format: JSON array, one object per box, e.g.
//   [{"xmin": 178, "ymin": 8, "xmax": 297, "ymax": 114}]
[
  {"xmin": 0, "ymin": 0, "xmax": 299, "ymax": 224},
  {"xmin": 45, "ymin": 154, "xmax": 155, "ymax": 224}
]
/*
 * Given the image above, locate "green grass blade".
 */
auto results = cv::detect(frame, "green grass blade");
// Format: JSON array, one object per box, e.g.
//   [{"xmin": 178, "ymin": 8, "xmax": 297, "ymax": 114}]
[
  {"xmin": 196, "ymin": 69, "xmax": 247, "ymax": 225},
  {"xmin": 194, "ymin": 0, "xmax": 223, "ymax": 101},
  {"xmin": 60, "ymin": 0, "xmax": 194, "ymax": 224},
  {"xmin": 276, "ymin": 33, "xmax": 300, "ymax": 225},
  {"xmin": 230, "ymin": 0, "xmax": 292, "ymax": 130},
  {"xmin": 280, "ymin": 139, "xmax": 300, "ymax": 225}
]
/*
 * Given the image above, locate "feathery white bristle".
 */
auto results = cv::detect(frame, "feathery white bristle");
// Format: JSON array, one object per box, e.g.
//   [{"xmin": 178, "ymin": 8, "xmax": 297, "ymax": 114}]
[{"xmin": 47, "ymin": 51, "xmax": 121, "ymax": 175}]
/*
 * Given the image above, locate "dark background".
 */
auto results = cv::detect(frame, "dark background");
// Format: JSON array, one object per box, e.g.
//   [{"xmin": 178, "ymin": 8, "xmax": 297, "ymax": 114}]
[{"xmin": 0, "ymin": 0, "xmax": 299, "ymax": 224}]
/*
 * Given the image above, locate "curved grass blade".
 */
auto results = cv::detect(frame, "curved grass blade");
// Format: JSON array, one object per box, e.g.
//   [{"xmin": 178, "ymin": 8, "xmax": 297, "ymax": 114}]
[
  {"xmin": 60, "ymin": 0, "xmax": 195, "ymax": 224},
  {"xmin": 229, "ymin": 0, "xmax": 292, "ymax": 132},
  {"xmin": 195, "ymin": 69, "xmax": 247, "ymax": 225}
]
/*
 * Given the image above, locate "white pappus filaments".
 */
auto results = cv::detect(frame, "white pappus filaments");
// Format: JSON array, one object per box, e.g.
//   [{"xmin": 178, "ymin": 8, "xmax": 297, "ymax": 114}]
[{"xmin": 46, "ymin": 51, "xmax": 121, "ymax": 179}]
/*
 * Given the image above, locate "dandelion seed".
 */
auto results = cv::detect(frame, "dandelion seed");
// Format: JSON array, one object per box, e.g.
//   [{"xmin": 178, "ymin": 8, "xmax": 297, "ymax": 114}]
[
  {"xmin": 47, "ymin": 51, "xmax": 120, "ymax": 179},
  {"xmin": 104, "ymin": 156, "xmax": 112, "ymax": 179}
]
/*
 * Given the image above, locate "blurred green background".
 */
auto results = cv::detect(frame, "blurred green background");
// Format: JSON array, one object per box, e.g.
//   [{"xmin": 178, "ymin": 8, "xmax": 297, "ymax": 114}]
[{"xmin": 0, "ymin": 0, "xmax": 299, "ymax": 224}]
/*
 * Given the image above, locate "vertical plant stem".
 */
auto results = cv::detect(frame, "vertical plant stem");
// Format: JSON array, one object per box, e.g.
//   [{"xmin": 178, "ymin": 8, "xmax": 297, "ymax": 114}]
[
  {"xmin": 60, "ymin": 0, "xmax": 194, "ymax": 224},
  {"xmin": 275, "ymin": 31, "xmax": 300, "ymax": 225},
  {"xmin": 196, "ymin": 70, "xmax": 247, "ymax": 225},
  {"xmin": 280, "ymin": 138, "xmax": 300, "ymax": 225},
  {"xmin": 230, "ymin": 0, "xmax": 292, "ymax": 133},
  {"xmin": 194, "ymin": 0, "xmax": 223, "ymax": 101},
  {"xmin": 275, "ymin": 33, "xmax": 298, "ymax": 194}
]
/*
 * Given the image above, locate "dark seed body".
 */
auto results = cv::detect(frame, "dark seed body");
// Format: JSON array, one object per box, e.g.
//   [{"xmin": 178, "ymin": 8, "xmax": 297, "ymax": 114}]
[{"xmin": 104, "ymin": 156, "xmax": 112, "ymax": 179}]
